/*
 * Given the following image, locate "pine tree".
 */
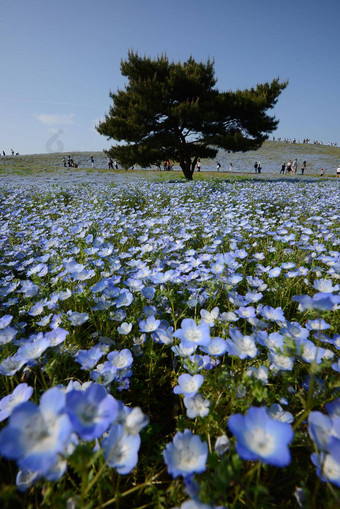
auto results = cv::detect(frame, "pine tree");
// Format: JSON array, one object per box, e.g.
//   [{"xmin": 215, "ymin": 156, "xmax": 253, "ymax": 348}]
[{"xmin": 97, "ymin": 51, "xmax": 287, "ymax": 180}]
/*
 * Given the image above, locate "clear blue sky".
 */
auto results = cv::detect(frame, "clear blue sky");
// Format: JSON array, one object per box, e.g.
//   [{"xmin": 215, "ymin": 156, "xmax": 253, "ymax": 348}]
[{"xmin": 1, "ymin": 0, "xmax": 339, "ymax": 155}]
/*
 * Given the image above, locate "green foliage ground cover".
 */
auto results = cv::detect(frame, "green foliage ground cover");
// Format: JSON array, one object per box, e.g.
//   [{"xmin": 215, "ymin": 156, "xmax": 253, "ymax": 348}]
[{"xmin": 0, "ymin": 175, "xmax": 339, "ymax": 509}]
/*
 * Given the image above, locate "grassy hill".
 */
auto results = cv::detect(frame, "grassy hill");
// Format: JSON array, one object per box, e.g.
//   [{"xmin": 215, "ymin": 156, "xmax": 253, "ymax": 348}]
[{"xmin": 0, "ymin": 141, "xmax": 339, "ymax": 176}]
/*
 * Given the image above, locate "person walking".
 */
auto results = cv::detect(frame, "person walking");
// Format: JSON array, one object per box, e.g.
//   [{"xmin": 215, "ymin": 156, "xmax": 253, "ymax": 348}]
[
  {"xmin": 254, "ymin": 161, "xmax": 258, "ymax": 173},
  {"xmin": 216, "ymin": 162, "xmax": 221, "ymax": 171},
  {"xmin": 90, "ymin": 156, "xmax": 94, "ymax": 168},
  {"xmin": 196, "ymin": 159, "xmax": 201, "ymax": 172},
  {"xmin": 301, "ymin": 161, "xmax": 307, "ymax": 175},
  {"xmin": 257, "ymin": 162, "xmax": 262, "ymax": 174},
  {"xmin": 292, "ymin": 159, "xmax": 298, "ymax": 174},
  {"xmin": 280, "ymin": 163, "xmax": 286, "ymax": 174}
]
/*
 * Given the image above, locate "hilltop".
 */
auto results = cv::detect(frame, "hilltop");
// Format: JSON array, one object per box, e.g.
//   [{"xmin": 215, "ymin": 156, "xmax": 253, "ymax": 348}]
[{"xmin": 0, "ymin": 141, "xmax": 339, "ymax": 176}]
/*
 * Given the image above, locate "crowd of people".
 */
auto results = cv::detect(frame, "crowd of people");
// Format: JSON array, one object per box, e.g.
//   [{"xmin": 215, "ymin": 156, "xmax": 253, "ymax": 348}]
[
  {"xmin": 63, "ymin": 156, "xmax": 79, "ymax": 168},
  {"xmin": 279, "ymin": 159, "xmax": 306, "ymax": 175},
  {"xmin": 273, "ymin": 137, "xmax": 338, "ymax": 147}
]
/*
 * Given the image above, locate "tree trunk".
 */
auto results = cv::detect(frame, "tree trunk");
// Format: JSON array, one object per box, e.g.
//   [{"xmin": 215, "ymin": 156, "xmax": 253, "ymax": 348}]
[
  {"xmin": 180, "ymin": 161, "xmax": 195, "ymax": 180},
  {"xmin": 177, "ymin": 136, "xmax": 195, "ymax": 180}
]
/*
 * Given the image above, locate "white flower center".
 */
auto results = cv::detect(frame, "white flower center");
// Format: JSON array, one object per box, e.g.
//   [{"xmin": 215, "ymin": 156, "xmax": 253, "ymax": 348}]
[
  {"xmin": 245, "ymin": 427, "xmax": 276, "ymax": 456},
  {"xmin": 323, "ymin": 454, "xmax": 340, "ymax": 481},
  {"xmin": 186, "ymin": 328, "xmax": 201, "ymax": 342}
]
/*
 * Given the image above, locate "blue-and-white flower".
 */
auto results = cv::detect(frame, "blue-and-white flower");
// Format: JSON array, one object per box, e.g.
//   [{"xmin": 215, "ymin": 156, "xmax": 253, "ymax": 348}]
[
  {"xmin": 228, "ymin": 406, "xmax": 294, "ymax": 467},
  {"xmin": 163, "ymin": 429, "xmax": 208, "ymax": 478}
]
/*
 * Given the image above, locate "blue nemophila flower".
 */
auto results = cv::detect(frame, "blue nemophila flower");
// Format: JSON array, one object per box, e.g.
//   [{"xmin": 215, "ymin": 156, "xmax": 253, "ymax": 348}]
[
  {"xmin": 173, "ymin": 319, "xmax": 211, "ymax": 350},
  {"xmin": 124, "ymin": 406, "xmax": 149, "ymax": 435},
  {"xmin": 257, "ymin": 331, "xmax": 284, "ymax": 353},
  {"xmin": 200, "ymin": 306, "xmax": 219, "ymax": 326},
  {"xmin": 183, "ymin": 394, "xmax": 210, "ymax": 419},
  {"xmin": 245, "ymin": 290, "xmax": 263, "ymax": 303},
  {"xmin": 0, "ymin": 314, "xmax": 13, "ymax": 328},
  {"xmin": 65, "ymin": 383, "xmax": 118, "ymax": 440},
  {"xmin": 267, "ymin": 403, "xmax": 294, "ymax": 424},
  {"xmin": 0, "ymin": 354, "xmax": 25, "ymax": 376},
  {"xmin": 297, "ymin": 338, "xmax": 327, "ymax": 364},
  {"xmin": 176, "ymin": 499, "xmax": 213, "ymax": 509},
  {"xmin": 44, "ymin": 327, "xmax": 68, "ymax": 347},
  {"xmin": 313, "ymin": 278, "xmax": 339, "ymax": 293},
  {"xmin": 0, "ymin": 387, "xmax": 72, "ymax": 476},
  {"xmin": 115, "ymin": 289, "xmax": 133, "ymax": 308},
  {"xmin": 269, "ymin": 351, "xmax": 295, "ymax": 373},
  {"xmin": 268, "ymin": 266, "xmax": 281, "ymax": 278},
  {"xmin": 163, "ymin": 429, "xmax": 208, "ymax": 478},
  {"xmin": 15, "ymin": 335, "xmax": 50, "ymax": 363},
  {"xmin": 151, "ymin": 321, "xmax": 174, "ymax": 345},
  {"xmin": 28, "ymin": 301, "xmax": 45, "ymax": 317},
  {"xmin": 293, "ymin": 293, "xmax": 340, "ymax": 312},
  {"xmin": 200, "ymin": 337, "xmax": 228, "ymax": 356},
  {"xmin": 0, "ymin": 325, "xmax": 17, "ymax": 345},
  {"xmin": 75, "ymin": 346, "xmax": 104, "ymax": 370},
  {"xmin": 245, "ymin": 365, "xmax": 269, "ymax": 384},
  {"xmin": 141, "ymin": 286, "xmax": 155, "ymax": 300},
  {"xmin": 325, "ymin": 398, "xmax": 340, "ymax": 417},
  {"xmin": 228, "ymin": 406, "xmax": 294, "ymax": 467},
  {"xmin": 17, "ymin": 280, "xmax": 39, "ymax": 298},
  {"xmin": 215, "ymin": 434, "xmax": 230, "ymax": 455},
  {"xmin": 101, "ymin": 423, "xmax": 141, "ymax": 474},
  {"xmin": 308, "ymin": 411, "xmax": 333, "ymax": 451},
  {"xmin": 235, "ymin": 306, "xmax": 256, "ymax": 319},
  {"xmin": 311, "ymin": 437, "xmax": 340, "ymax": 487},
  {"xmin": 139, "ymin": 315, "xmax": 161, "ymax": 333},
  {"xmin": 67, "ymin": 311, "xmax": 89, "ymax": 326},
  {"xmin": 280, "ymin": 321, "xmax": 309, "ymax": 340},
  {"xmin": 117, "ymin": 322, "xmax": 133, "ymax": 335},
  {"xmin": 220, "ymin": 311, "xmax": 239, "ymax": 322},
  {"xmin": 36, "ymin": 314, "xmax": 53, "ymax": 327},
  {"xmin": 174, "ymin": 374, "xmax": 204, "ymax": 398},
  {"xmin": 226, "ymin": 328, "xmax": 257, "ymax": 359},
  {"xmin": 259, "ymin": 305, "xmax": 285, "ymax": 323},
  {"xmin": 172, "ymin": 343, "xmax": 197, "ymax": 358},
  {"xmin": 107, "ymin": 349, "xmax": 133, "ymax": 371},
  {"xmin": 0, "ymin": 383, "xmax": 33, "ymax": 422},
  {"xmin": 305, "ymin": 318, "xmax": 331, "ymax": 331}
]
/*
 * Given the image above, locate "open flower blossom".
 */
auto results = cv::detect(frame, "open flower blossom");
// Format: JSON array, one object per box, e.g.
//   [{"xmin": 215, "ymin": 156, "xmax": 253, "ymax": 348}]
[
  {"xmin": 226, "ymin": 328, "xmax": 257, "ymax": 359},
  {"xmin": 0, "ymin": 383, "xmax": 33, "ymax": 422},
  {"xmin": 183, "ymin": 394, "xmax": 210, "ymax": 419},
  {"xmin": 163, "ymin": 429, "xmax": 208, "ymax": 478},
  {"xmin": 0, "ymin": 387, "xmax": 72, "ymax": 476},
  {"xmin": 139, "ymin": 315, "xmax": 161, "ymax": 332},
  {"xmin": 228, "ymin": 406, "xmax": 294, "ymax": 467},
  {"xmin": 311, "ymin": 437, "xmax": 340, "ymax": 487},
  {"xmin": 173, "ymin": 319, "xmax": 211, "ymax": 349},
  {"xmin": 173, "ymin": 373, "xmax": 204, "ymax": 398},
  {"xmin": 101, "ymin": 424, "xmax": 141, "ymax": 474},
  {"xmin": 65, "ymin": 383, "xmax": 118, "ymax": 440}
]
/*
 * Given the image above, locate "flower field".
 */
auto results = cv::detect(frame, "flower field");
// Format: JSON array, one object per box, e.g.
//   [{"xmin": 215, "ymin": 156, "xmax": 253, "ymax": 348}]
[{"xmin": 0, "ymin": 176, "xmax": 339, "ymax": 508}]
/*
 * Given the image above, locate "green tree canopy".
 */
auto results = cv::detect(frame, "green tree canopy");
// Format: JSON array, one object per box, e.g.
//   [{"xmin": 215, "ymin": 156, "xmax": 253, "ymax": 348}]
[{"xmin": 97, "ymin": 51, "xmax": 288, "ymax": 180}]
